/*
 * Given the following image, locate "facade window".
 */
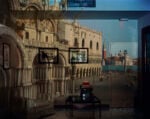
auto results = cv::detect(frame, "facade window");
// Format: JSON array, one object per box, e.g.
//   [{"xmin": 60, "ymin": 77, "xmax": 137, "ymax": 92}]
[
  {"xmin": 45, "ymin": 36, "xmax": 48, "ymax": 42},
  {"xmin": 74, "ymin": 38, "xmax": 78, "ymax": 47},
  {"xmin": 96, "ymin": 42, "xmax": 99, "ymax": 50},
  {"xmin": 90, "ymin": 40, "xmax": 92, "ymax": 49},
  {"xmin": 81, "ymin": 31, "xmax": 86, "ymax": 38},
  {"xmin": 25, "ymin": 31, "xmax": 29, "ymax": 39},
  {"xmin": 82, "ymin": 39, "xmax": 85, "ymax": 47}
]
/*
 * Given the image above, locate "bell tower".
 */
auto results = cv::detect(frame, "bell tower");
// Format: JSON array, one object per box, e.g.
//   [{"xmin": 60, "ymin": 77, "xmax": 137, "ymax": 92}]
[{"xmin": 102, "ymin": 42, "xmax": 107, "ymax": 60}]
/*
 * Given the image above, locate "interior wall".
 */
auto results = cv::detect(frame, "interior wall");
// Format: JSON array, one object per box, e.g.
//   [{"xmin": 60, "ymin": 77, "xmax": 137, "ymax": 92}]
[
  {"xmin": 137, "ymin": 13, "xmax": 150, "ymax": 114},
  {"xmin": 138, "ymin": 13, "xmax": 150, "ymax": 59}
]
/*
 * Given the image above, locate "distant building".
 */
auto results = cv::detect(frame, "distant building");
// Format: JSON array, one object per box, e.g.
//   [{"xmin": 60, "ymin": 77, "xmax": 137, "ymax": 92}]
[
  {"xmin": 102, "ymin": 42, "xmax": 107, "ymax": 60},
  {"xmin": 102, "ymin": 41, "xmax": 107, "ymax": 65},
  {"xmin": 105, "ymin": 50, "xmax": 136, "ymax": 66}
]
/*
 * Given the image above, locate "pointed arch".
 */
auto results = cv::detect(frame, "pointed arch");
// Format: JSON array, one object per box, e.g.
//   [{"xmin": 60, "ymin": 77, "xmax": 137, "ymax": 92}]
[
  {"xmin": 58, "ymin": 53, "xmax": 66, "ymax": 65},
  {"xmin": 25, "ymin": 3, "xmax": 42, "ymax": 10}
]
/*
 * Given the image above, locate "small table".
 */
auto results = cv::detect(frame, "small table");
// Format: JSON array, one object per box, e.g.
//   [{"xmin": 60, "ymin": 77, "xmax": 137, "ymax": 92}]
[{"xmin": 65, "ymin": 95, "xmax": 101, "ymax": 119}]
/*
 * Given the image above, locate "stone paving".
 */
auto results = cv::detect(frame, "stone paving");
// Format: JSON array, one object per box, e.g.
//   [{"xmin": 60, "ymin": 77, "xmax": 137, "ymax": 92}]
[
  {"xmin": 53, "ymin": 72, "xmax": 135, "ymax": 108},
  {"xmin": 44, "ymin": 108, "xmax": 134, "ymax": 119},
  {"xmin": 44, "ymin": 72, "xmax": 140, "ymax": 119}
]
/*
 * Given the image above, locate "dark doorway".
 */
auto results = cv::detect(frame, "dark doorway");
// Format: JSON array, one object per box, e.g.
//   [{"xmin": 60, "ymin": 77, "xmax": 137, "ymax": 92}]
[
  {"xmin": 142, "ymin": 25, "xmax": 150, "ymax": 74},
  {"xmin": 141, "ymin": 25, "xmax": 150, "ymax": 114}
]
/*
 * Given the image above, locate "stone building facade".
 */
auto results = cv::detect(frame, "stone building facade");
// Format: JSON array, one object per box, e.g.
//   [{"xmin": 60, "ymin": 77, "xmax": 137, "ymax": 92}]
[{"xmin": 0, "ymin": 0, "xmax": 102, "ymax": 110}]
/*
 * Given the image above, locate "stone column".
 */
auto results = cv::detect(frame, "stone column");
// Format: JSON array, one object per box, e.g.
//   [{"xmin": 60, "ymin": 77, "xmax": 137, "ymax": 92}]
[
  {"xmin": 61, "ymin": 67, "xmax": 65, "ymax": 95},
  {"xmin": 52, "ymin": 80, "xmax": 55, "ymax": 100},
  {"xmin": 66, "ymin": 80, "xmax": 68, "ymax": 95},
  {"xmin": 61, "ymin": 80, "xmax": 64, "ymax": 96},
  {"xmin": 71, "ymin": 64, "xmax": 76, "ymax": 94},
  {"xmin": 55, "ymin": 67, "xmax": 57, "ymax": 78},
  {"xmin": 64, "ymin": 79, "xmax": 66, "ymax": 95}
]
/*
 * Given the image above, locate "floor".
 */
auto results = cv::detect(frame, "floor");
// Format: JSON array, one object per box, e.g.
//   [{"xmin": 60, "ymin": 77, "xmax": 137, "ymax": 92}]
[{"xmin": 43, "ymin": 108, "xmax": 139, "ymax": 119}]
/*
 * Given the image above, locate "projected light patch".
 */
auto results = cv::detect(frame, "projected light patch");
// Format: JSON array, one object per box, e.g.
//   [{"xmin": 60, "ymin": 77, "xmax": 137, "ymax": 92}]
[
  {"xmin": 67, "ymin": 0, "xmax": 96, "ymax": 7},
  {"xmin": 69, "ymin": 48, "xmax": 88, "ymax": 64},
  {"xmin": 38, "ymin": 48, "xmax": 58, "ymax": 64}
]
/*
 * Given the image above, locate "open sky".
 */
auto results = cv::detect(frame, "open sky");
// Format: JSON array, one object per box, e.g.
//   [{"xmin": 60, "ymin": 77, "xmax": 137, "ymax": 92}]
[
  {"xmin": 49, "ymin": 0, "xmax": 150, "ymax": 58},
  {"xmin": 79, "ymin": 19, "xmax": 138, "ymax": 58}
]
